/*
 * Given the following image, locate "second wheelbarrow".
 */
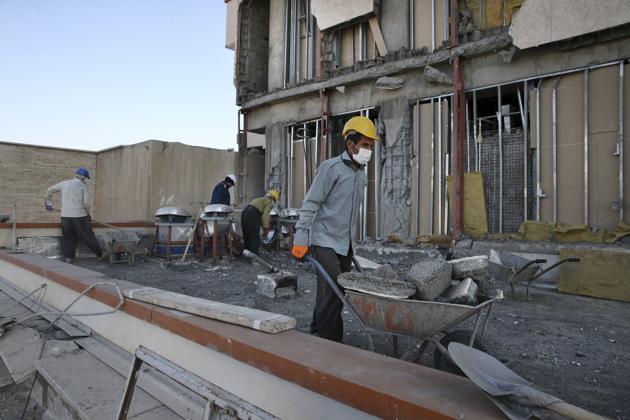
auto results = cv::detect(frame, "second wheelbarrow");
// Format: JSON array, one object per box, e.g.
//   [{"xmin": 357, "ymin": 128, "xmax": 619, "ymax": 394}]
[{"xmin": 487, "ymin": 249, "xmax": 580, "ymax": 299}]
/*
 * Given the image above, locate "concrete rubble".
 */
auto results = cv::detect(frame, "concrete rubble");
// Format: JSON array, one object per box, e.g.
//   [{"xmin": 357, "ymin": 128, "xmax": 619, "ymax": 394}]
[
  {"xmin": 338, "ymin": 271, "xmax": 416, "ymax": 299},
  {"xmin": 423, "ymin": 65, "xmax": 453, "ymax": 86},
  {"xmin": 375, "ymin": 76, "xmax": 404, "ymax": 90},
  {"xmin": 256, "ymin": 271, "xmax": 298, "ymax": 299},
  {"xmin": 406, "ymin": 259, "xmax": 452, "ymax": 300},
  {"xmin": 448, "ymin": 255, "xmax": 489, "ymax": 280},
  {"xmin": 440, "ymin": 278, "xmax": 479, "ymax": 305}
]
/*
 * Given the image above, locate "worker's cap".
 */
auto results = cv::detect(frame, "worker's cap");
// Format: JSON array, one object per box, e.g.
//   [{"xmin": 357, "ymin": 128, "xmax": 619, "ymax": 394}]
[{"xmin": 75, "ymin": 167, "xmax": 90, "ymax": 179}]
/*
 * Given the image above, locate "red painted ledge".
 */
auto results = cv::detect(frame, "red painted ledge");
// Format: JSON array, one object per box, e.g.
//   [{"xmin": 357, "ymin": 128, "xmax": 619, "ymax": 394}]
[{"xmin": 0, "ymin": 251, "xmax": 504, "ymax": 420}]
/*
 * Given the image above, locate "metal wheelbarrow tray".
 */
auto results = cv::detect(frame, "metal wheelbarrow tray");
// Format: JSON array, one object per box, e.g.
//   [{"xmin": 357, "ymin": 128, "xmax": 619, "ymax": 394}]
[
  {"xmin": 305, "ymin": 256, "xmax": 501, "ymax": 374},
  {"xmin": 488, "ymin": 249, "xmax": 580, "ymax": 299}
]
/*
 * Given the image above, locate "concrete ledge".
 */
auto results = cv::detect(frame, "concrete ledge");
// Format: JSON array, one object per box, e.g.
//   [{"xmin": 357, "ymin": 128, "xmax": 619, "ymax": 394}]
[{"xmin": 0, "ymin": 251, "xmax": 504, "ymax": 419}]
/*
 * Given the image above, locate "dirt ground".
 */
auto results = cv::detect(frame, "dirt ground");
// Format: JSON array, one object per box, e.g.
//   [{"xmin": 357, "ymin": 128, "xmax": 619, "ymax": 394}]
[{"xmin": 68, "ymin": 247, "xmax": 630, "ymax": 420}]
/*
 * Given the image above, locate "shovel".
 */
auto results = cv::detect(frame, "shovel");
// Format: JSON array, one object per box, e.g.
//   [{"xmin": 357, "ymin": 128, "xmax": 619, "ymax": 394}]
[{"xmin": 448, "ymin": 342, "xmax": 608, "ymax": 420}]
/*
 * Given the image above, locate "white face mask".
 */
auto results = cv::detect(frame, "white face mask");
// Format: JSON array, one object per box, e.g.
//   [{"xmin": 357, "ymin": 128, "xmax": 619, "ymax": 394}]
[{"xmin": 352, "ymin": 147, "xmax": 372, "ymax": 165}]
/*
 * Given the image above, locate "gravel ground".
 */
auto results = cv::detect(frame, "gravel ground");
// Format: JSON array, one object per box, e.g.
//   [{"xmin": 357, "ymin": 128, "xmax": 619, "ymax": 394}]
[{"xmin": 2, "ymin": 247, "xmax": 625, "ymax": 419}]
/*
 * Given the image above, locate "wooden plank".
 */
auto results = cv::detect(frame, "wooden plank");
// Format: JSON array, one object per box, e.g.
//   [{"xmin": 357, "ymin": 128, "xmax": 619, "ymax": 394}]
[
  {"xmin": 123, "ymin": 288, "xmax": 296, "ymax": 333},
  {"xmin": 368, "ymin": 17, "xmax": 388, "ymax": 56}
]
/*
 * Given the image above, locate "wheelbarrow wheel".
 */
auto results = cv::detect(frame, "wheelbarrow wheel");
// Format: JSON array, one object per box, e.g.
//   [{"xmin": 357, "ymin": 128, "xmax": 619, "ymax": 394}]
[{"xmin": 434, "ymin": 330, "xmax": 488, "ymax": 375}]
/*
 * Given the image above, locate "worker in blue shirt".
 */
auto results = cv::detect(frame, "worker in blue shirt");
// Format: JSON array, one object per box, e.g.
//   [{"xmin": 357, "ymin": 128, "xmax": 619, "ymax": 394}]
[{"xmin": 210, "ymin": 174, "xmax": 236, "ymax": 206}]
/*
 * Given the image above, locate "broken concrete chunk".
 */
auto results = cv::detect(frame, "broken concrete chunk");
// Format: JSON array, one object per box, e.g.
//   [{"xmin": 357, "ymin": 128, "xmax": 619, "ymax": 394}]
[
  {"xmin": 442, "ymin": 278, "xmax": 478, "ymax": 305},
  {"xmin": 407, "ymin": 259, "xmax": 452, "ymax": 300},
  {"xmin": 256, "ymin": 271, "xmax": 298, "ymax": 299},
  {"xmin": 448, "ymin": 255, "xmax": 489, "ymax": 280},
  {"xmin": 373, "ymin": 264, "xmax": 399, "ymax": 279},
  {"xmin": 375, "ymin": 76, "xmax": 404, "ymax": 90},
  {"xmin": 423, "ymin": 65, "xmax": 453, "ymax": 86},
  {"xmin": 338, "ymin": 273, "xmax": 416, "ymax": 299}
]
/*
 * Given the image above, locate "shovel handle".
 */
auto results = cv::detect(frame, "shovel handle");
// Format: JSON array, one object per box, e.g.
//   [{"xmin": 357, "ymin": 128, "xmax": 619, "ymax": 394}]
[
  {"xmin": 243, "ymin": 249, "xmax": 278, "ymax": 272},
  {"xmin": 547, "ymin": 401, "xmax": 609, "ymax": 420}
]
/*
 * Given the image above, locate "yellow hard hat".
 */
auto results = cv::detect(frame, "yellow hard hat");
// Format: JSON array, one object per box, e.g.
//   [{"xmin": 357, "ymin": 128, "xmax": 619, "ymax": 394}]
[
  {"xmin": 267, "ymin": 189, "xmax": 280, "ymax": 202},
  {"xmin": 341, "ymin": 116, "xmax": 378, "ymax": 141}
]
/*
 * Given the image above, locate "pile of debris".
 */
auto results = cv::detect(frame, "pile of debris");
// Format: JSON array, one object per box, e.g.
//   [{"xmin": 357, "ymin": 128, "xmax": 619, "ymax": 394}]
[{"xmin": 339, "ymin": 255, "xmax": 494, "ymax": 306}]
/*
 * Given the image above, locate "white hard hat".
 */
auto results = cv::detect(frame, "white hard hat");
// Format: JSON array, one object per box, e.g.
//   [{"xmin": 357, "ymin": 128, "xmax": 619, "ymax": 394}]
[{"xmin": 227, "ymin": 174, "xmax": 237, "ymax": 185}]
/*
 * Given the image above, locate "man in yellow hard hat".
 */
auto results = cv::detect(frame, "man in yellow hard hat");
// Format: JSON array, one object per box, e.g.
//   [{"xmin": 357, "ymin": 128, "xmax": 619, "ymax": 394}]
[
  {"xmin": 291, "ymin": 116, "xmax": 378, "ymax": 342},
  {"xmin": 241, "ymin": 189, "xmax": 280, "ymax": 254}
]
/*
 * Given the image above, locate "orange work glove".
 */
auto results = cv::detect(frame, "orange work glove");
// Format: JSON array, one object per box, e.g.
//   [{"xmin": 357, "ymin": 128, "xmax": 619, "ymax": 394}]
[{"xmin": 291, "ymin": 245, "xmax": 309, "ymax": 260}]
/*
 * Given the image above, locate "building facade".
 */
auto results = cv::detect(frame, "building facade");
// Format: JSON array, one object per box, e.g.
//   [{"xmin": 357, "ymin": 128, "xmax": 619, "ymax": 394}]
[{"xmin": 227, "ymin": 0, "xmax": 630, "ymax": 241}]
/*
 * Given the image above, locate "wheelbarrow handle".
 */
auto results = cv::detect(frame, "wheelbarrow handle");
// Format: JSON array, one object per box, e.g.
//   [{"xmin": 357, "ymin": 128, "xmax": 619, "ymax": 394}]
[
  {"xmin": 305, "ymin": 256, "xmax": 374, "ymax": 351},
  {"xmin": 351, "ymin": 257, "xmax": 364, "ymax": 273}
]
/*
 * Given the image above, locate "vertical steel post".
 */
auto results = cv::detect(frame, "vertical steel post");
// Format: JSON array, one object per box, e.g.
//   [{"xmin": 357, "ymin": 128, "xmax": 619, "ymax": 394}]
[
  {"xmin": 431, "ymin": 0, "xmax": 436, "ymax": 51},
  {"xmin": 619, "ymin": 60, "xmax": 624, "ymax": 222},
  {"xmin": 288, "ymin": 126, "xmax": 294, "ymax": 208},
  {"xmin": 431, "ymin": 99, "xmax": 435, "ymax": 234},
  {"xmin": 438, "ymin": 99, "xmax": 442, "ymax": 234},
  {"xmin": 536, "ymin": 79, "xmax": 542, "ymax": 221},
  {"xmin": 523, "ymin": 82, "xmax": 529, "ymax": 222},
  {"xmin": 283, "ymin": 0, "xmax": 289, "ymax": 88},
  {"xmin": 303, "ymin": 123, "xmax": 308, "ymax": 193},
  {"xmin": 466, "ymin": 100, "xmax": 470, "ymax": 172},
  {"xmin": 498, "ymin": 85, "xmax": 503, "ymax": 233},
  {"xmin": 11, "ymin": 204, "xmax": 17, "ymax": 253},
  {"xmin": 473, "ymin": 90, "xmax": 479, "ymax": 171},
  {"xmin": 409, "ymin": 0, "xmax": 415, "ymax": 49},
  {"xmin": 517, "ymin": 87, "xmax": 526, "ymax": 222},
  {"xmin": 552, "ymin": 78, "xmax": 559, "ymax": 224},
  {"xmin": 375, "ymin": 130, "xmax": 381, "ymax": 239},
  {"xmin": 584, "ymin": 69, "xmax": 589, "ymax": 225}
]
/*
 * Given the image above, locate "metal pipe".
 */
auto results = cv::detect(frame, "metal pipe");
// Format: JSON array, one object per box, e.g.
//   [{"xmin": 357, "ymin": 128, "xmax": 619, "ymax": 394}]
[
  {"xmin": 431, "ymin": 99, "xmax": 435, "ymax": 234},
  {"xmin": 288, "ymin": 126, "xmax": 294, "ymax": 207},
  {"xmin": 536, "ymin": 79, "xmax": 542, "ymax": 221},
  {"xmin": 438, "ymin": 99, "xmax": 443, "ymax": 234},
  {"xmin": 619, "ymin": 62, "xmax": 625, "ymax": 221},
  {"xmin": 283, "ymin": 0, "xmax": 289, "ymax": 88},
  {"xmin": 431, "ymin": 0, "xmax": 436, "ymax": 51},
  {"xmin": 362, "ymin": 109, "xmax": 368, "ymax": 240},
  {"xmin": 409, "ymin": 0, "xmax": 415, "ymax": 49},
  {"xmin": 303, "ymin": 123, "xmax": 308, "ymax": 193},
  {"xmin": 552, "ymin": 78, "xmax": 560, "ymax": 224},
  {"xmin": 375, "ymin": 132, "xmax": 381, "ymax": 239},
  {"xmin": 523, "ymin": 81, "xmax": 529, "ymax": 221},
  {"xmin": 416, "ymin": 101, "xmax": 421, "ymax": 236},
  {"xmin": 498, "ymin": 85, "xmax": 503, "ymax": 233},
  {"xmin": 315, "ymin": 119, "xmax": 319, "ymax": 168},
  {"xmin": 517, "ymin": 87, "xmax": 527, "ymax": 221},
  {"xmin": 11, "ymin": 204, "xmax": 17, "ymax": 252},
  {"xmin": 473, "ymin": 90, "xmax": 478, "ymax": 171},
  {"xmin": 467, "ymin": 61, "xmax": 619, "ymax": 94},
  {"xmin": 584, "ymin": 69, "xmax": 589, "ymax": 225},
  {"xmin": 466, "ymin": 99, "xmax": 470, "ymax": 172}
]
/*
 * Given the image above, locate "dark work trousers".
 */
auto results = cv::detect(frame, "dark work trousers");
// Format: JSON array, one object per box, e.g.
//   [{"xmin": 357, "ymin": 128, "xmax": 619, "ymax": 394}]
[
  {"xmin": 241, "ymin": 205, "xmax": 262, "ymax": 254},
  {"xmin": 310, "ymin": 245, "xmax": 353, "ymax": 342},
  {"xmin": 60, "ymin": 216, "xmax": 103, "ymax": 259}
]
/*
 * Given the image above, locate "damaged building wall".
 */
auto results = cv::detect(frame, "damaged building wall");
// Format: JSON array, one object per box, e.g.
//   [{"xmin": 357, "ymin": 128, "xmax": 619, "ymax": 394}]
[
  {"xmin": 236, "ymin": 0, "xmax": 270, "ymax": 104},
  {"xmin": 379, "ymin": 98, "xmax": 413, "ymax": 238},
  {"xmin": 311, "ymin": 0, "xmax": 375, "ymax": 31},
  {"xmin": 0, "ymin": 142, "xmax": 96, "ymax": 223},
  {"xmin": 265, "ymin": 124, "xmax": 288, "ymax": 205}
]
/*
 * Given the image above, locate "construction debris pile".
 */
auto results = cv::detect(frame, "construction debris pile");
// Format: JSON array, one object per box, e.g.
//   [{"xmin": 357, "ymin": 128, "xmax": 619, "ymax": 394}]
[{"xmin": 339, "ymin": 255, "xmax": 495, "ymax": 306}]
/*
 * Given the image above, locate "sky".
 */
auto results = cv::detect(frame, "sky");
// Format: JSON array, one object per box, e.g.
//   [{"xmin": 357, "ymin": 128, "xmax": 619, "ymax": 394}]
[{"xmin": 0, "ymin": 0, "xmax": 238, "ymax": 151}]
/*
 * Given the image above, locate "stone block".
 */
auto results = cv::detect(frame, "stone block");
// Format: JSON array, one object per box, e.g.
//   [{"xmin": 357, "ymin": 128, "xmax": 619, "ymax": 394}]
[
  {"xmin": 441, "ymin": 278, "xmax": 478, "ymax": 305},
  {"xmin": 338, "ymin": 272, "xmax": 416, "ymax": 299},
  {"xmin": 406, "ymin": 259, "xmax": 452, "ymax": 301},
  {"xmin": 256, "ymin": 271, "xmax": 298, "ymax": 299},
  {"xmin": 448, "ymin": 255, "xmax": 488, "ymax": 280}
]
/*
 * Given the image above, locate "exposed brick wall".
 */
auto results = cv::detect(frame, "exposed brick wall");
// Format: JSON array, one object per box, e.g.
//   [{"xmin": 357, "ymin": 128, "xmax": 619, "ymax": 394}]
[
  {"xmin": 236, "ymin": 0, "xmax": 270, "ymax": 104},
  {"xmin": 0, "ymin": 142, "xmax": 97, "ymax": 223}
]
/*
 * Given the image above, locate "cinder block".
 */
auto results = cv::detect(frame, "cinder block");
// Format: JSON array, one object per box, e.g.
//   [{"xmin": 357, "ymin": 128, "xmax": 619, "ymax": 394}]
[
  {"xmin": 256, "ymin": 271, "xmax": 297, "ymax": 299},
  {"xmin": 441, "ymin": 278, "xmax": 478, "ymax": 305},
  {"xmin": 407, "ymin": 259, "xmax": 452, "ymax": 301}
]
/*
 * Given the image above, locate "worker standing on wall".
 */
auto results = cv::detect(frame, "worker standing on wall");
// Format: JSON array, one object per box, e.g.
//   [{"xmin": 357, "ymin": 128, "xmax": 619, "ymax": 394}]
[
  {"xmin": 210, "ymin": 174, "xmax": 237, "ymax": 206},
  {"xmin": 241, "ymin": 189, "xmax": 280, "ymax": 254},
  {"xmin": 291, "ymin": 116, "xmax": 377, "ymax": 342},
  {"xmin": 45, "ymin": 167, "xmax": 106, "ymax": 264}
]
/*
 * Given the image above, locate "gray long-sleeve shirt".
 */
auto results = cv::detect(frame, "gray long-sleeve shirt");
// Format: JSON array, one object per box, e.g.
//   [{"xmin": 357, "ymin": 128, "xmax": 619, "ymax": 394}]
[
  {"xmin": 45, "ymin": 178, "xmax": 91, "ymax": 217},
  {"xmin": 294, "ymin": 151, "xmax": 367, "ymax": 256}
]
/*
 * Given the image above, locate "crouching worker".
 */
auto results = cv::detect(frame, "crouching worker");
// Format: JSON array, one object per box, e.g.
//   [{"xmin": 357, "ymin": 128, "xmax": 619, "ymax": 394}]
[
  {"xmin": 241, "ymin": 189, "xmax": 280, "ymax": 254},
  {"xmin": 210, "ymin": 174, "xmax": 236, "ymax": 205},
  {"xmin": 291, "ymin": 116, "xmax": 378, "ymax": 342},
  {"xmin": 45, "ymin": 167, "xmax": 107, "ymax": 264}
]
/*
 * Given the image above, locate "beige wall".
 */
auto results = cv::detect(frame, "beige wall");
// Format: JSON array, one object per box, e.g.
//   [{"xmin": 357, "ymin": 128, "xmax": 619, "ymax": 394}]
[
  {"xmin": 94, "ymin": 142, "xmax": 152, "ymax": 222},
  {"xmin": 149, "ymin": 141, "xmax": 237, "ymax": 217},
  {"xmin": 0, "ymin": 142, "xmax": 96, "ymax": 223},
  {"xmin": 1, "ymin": 140, "xmax": 237, "ymax": 224}
]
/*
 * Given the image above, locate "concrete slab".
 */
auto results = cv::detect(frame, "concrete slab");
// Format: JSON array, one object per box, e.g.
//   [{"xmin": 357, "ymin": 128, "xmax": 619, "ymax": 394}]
[
  {"xmin": 256, "ymin": 271, "xmax": 297, "ymax": 299},
  {"xmin": 0, "ymin": 326, "xmax": 43, "ymax": 383},
  {"xmin": 338, "ymin": 273, "xmax": 416, "ymax": 298},
  {"xmin": 124, "ymin": 287, "xmax": 296, "ymax": 333},
  {"xmin": 407, "ymin": 259, "xmax": 452, "ymax": 300},
  {"xmin": 353, "ymin": 255, "xmax": 381, "ymax": 270},
  {"xmin": 448, "ymin": 255, "xmax": 489, "ymax": 280},
  {"xmin": 36, "ymin": 349, "xmax": 171, "ymax": 420},
  {"xmin": 441, "ymin": 278, "xmax": 478, "ymax": 305}
]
